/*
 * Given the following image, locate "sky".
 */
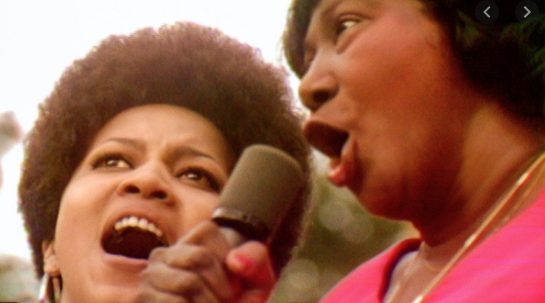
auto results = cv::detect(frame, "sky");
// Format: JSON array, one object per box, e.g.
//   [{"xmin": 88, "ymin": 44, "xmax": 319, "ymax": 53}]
[{"xmin": 0, "ymin": 0, "xmax": 294, "ymax": 260}]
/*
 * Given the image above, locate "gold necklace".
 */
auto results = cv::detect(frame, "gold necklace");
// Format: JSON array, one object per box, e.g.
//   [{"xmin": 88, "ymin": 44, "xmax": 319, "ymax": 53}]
[
  {"xmin": 390, "ymin": 150, "xmax": 545, "ymax": 303},
  {"xmin": 417, "ymin": 245, "xmax": 443, "ymax": 273}
]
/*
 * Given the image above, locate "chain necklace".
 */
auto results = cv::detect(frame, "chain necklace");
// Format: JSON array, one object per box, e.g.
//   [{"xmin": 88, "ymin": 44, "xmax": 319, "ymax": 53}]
[{"xmin": 388, "ymin": 150, "xmax": 545, "ymax": 303}]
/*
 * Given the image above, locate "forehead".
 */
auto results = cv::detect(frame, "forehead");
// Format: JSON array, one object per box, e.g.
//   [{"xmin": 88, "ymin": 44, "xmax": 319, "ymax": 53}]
[
  {"xmin": 304, "ymin": 0, "xmax": 428, "ymax": 41},
  {"xmin": 93, "ymin": 104, "xmax": 227, "ymax": 145},
  {"xmin": 313, "ymin": 0, "xmax": 380, "ymax": 14},
  {"xmin": 303, "ymin": 0, "xmax": 379, "ymax": 50},
  {"xmin": 109, "ymin": 104, "xmax": 201, "ymax": 124},
  {"xmin": 306, "ymin": 0, "xmax": 378, "ymax": 34},
  {"xmin": 308, "ymin": 0, "xmax": 425, "ymax": 22}
]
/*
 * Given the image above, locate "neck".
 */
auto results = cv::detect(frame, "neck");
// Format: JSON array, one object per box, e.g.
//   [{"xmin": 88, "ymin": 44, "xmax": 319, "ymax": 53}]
[{"xmin": 415, "ymin": 102, "xmax": 543, "ymax": 256}]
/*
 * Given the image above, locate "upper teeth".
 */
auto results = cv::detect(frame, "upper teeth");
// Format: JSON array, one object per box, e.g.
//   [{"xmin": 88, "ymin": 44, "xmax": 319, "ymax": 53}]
[{"xmin": 114, "ymin": 216, "xmax": 164, "ymax": 238}]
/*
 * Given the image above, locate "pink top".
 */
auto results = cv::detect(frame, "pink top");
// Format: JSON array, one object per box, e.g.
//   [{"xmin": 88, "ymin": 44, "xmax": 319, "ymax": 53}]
[{"xmin": 321, "ymin": 190, "xmax": 545, "ymax": 302}]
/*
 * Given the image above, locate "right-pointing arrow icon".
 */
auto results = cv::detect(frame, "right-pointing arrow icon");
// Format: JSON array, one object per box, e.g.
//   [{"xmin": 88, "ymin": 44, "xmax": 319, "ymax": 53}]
[
  {"xmin": 516, "ymin": 1, "xmax": 539, "ymax": 22},
  {"xmin": 524, "ymin": 6, "xmax": 532, "ymax": 18},
  {"xmin": 484, "ymin": 6, "xmax": 492, "ymax": 18}
]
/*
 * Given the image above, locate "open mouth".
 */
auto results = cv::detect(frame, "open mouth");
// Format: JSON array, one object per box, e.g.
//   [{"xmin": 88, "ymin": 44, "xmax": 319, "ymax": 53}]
[
  {"xmin": 303, "ymin": 121, "xmax": 349, "ymax": 159},
  {"xmin": 102, "ymin": 216, "xmax": 168, "ymax": 260}
]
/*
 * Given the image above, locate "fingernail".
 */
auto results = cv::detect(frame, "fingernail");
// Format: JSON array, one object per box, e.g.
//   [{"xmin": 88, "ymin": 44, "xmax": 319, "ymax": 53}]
[{"xmin": 233, "ymin": 253, "xmax": 254, "ymax": 273}]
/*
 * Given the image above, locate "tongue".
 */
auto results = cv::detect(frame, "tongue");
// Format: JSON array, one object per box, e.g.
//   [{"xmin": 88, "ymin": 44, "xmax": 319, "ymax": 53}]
[{"xmin": 104, "ymin": 228, "xmax": 166, "ymax": 259}]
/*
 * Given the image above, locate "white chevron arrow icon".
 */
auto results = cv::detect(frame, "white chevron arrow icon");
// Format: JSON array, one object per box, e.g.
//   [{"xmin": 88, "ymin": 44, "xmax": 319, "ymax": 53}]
[
  {"xmin": 524, "ymin": 6, "xmax": 532, "ymax": 18},
  {"xmin": 484, "ymin": 6, "xmax": 492, "ymax": 18}
]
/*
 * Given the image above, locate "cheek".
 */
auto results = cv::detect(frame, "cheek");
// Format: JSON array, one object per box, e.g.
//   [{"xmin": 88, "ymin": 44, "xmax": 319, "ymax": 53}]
[
  {"xmin": 341, "ymin": 17, "xmax": 448, "ymax": 103},
  {"xmin": 54, "ymin": 179, "xmax": 105, "ymax": 251},
  {"xmin": 177, "ymin": 189, "xmax": 220, "ymax": 233}
]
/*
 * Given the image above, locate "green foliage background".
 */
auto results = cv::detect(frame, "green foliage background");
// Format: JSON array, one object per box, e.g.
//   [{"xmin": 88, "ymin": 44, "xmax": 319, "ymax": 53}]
[{"xmin": 270, "ymin": 162, "xmax": 412, "ymax": 303}]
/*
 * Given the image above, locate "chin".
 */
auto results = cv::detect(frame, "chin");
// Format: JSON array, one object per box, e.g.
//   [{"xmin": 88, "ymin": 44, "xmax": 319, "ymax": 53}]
[
  {"xmin": 72, "ymin": 281, "xmax": 141, "ymax": 303},
  {"xmin": 357, "ymin": 191, "xmax": 401, "ymax": 219},
  {"xmin": 101, "ymin": 289, "xmax": 139, "ymax": 303},
  {"xmin": 60, "ymin": 253, "xmax": 145, "ymax": 303}
]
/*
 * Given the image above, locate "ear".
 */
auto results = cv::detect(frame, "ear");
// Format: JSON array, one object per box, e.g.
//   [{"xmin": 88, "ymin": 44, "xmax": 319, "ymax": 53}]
[{"xmin": 42, "ymin": 241, "xmax": 60, "ymax": 277}]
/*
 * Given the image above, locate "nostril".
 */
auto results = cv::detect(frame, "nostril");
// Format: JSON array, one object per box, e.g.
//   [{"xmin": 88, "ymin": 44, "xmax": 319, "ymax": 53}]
[
  {"xmin": 119, "ymin": 180, "xmax": 170, "ymax": 201},
  {"xmin": 123, "ymin": 186, "xmax": 168, "ymax": 200},
  {"xmin": 305, "ymin": 90, "xmax": 332, "ymax": 111},
  {"xmin": 125, "ymin": 185, "xmax": 140, "ymax": 194},
  {"xmin": 313, "ymin": 90, "xmax": 331, "ymax": 105},
  {"xmin": 151, "ymin": 191, "xmax": 168, "ymax": 200}
]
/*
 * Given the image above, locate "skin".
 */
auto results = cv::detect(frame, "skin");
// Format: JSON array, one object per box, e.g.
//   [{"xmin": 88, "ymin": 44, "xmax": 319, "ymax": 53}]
[
  {"xmin": 42, "ymin": 104, "xmax": 274, "ymax": 303},
  {"xmin": 299, "ymin": 0, "xmax": 543, "ymax": 301},
  {"xmin": 300, "ymin": 0, "xmax": 478, "ymax": 221}
]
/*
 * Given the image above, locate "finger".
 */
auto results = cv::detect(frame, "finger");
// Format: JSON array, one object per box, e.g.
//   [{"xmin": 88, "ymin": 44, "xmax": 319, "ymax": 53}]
[
  {"xmin": 141, "ymin": 259, "xmax": 204, "ymax": 295},
  {"xmin": 160, "ymin": 243, "xmax": 215, "ymax": 269},
  {"xmin": 157, "ymin": 241, "xmax": 235, "ymax": 300},
  {"xmin": 181, "ymin": 221, "xmax": 231, "ymax": 259},
  {"xmin": 238, "ymin": 290, "xmax": 270, "ymax": 303},
  {"xmin": 150, "ymin": 226, "xmax": 237, "ymax": 300},
  {"xmin": 191, "ymin": 287, "xmax": 222, "ymax": 303},
  {"xmin": 225, "ymin": 241, "xmax": 275, "ymax": 303},
  {"xmin": 226, "ymin": 241, "xmax": 275, "ymax": 286},
  {"xmin": 141, "ymin": 262, "xmax": 222, "ymax": 303}
]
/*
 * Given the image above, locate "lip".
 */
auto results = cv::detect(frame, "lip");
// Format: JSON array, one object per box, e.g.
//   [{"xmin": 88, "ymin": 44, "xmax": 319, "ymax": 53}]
[
  {"xmin": 303, "ymin": 120, "xmax": 348, "ymax": 159},
  {"xmin": 101, "ymin": 249, "xmax": 148, "ymax": 273},
  {"xmin": 328, "ymin": 138, "xmax": 363, "ymax": 192}
]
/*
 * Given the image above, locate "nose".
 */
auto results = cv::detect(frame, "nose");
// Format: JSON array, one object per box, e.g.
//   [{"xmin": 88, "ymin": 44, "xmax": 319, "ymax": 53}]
[
  {"xmin": 117, "ymin": 163, "xmax": 173, "ymax": 203},
  {"xmin": 298, "ymin": 52, "xmax": 338, "ymax": 112}
]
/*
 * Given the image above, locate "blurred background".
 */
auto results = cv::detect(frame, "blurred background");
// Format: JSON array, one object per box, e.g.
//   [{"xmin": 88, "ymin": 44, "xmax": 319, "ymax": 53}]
[{"xmin": 0, "ymin": 1, "xmax": 412, "ymax": 302}]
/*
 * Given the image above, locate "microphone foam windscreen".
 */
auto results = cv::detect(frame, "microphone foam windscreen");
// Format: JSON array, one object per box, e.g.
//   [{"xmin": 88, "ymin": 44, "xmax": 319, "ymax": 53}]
[{"xmin": 212, "ymin": 144, "xmax": 304, "ymax": 241}]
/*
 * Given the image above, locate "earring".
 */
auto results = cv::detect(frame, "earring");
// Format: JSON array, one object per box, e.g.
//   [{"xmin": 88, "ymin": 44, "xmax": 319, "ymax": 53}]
[{"xmin": 38, "ymin": 273, "xmax": 61, "ymax": 303}]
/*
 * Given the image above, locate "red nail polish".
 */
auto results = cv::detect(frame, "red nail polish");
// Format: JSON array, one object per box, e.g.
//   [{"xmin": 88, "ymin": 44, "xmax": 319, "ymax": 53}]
[{"xmin": 234, "ymin": 253, "xmax": 254, "ymax": 273}]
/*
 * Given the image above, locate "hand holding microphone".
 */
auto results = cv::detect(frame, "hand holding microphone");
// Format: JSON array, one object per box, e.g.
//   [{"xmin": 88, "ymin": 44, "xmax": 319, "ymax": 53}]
[{"xmin": 137, "ymin": 145, "xmax": 304, "ymax": 303}]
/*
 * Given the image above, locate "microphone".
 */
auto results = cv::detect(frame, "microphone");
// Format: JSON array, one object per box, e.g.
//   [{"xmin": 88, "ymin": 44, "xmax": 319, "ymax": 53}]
[{"xmin": 212, "ymin": 144, "xmax": 304, "ymax": 246}]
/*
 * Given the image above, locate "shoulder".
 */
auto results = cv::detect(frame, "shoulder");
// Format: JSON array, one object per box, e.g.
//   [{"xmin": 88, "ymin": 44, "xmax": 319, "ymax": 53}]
[
  {"xmin": 429, "ymin": 192, "xmax": 545, "ymax": 302},
  {"xmin": 320, "ymin": 238, "xmax": 421, "ymax": 303}
]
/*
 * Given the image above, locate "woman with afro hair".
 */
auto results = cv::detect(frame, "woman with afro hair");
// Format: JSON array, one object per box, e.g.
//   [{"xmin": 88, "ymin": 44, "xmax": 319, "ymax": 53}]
[{"xmin": 19, "ymin": 22, "xmax": 311, "ymax": 303}]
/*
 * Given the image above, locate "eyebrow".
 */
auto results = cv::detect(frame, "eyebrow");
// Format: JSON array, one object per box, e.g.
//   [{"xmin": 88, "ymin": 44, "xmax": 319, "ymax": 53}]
[
  {"xmin": 302, "ymin": 0, "xmax": 344, "ymax": 58},
  {"xmin": 305, "ymin": 0, "xmax": 380, "ymax": 38},
  {"xmin": 320, "ymin": 0, "xmax": 344, "ymax": 20},
  {"xmin": 302, "ymin": 0, "xmax": 380, "ymax": 60},
  {"xmin": 166, "ymin": 146, "xmax": 216, "ymax": 163},
  {"xmin": 101, "ymin": 138, "xmax": 146, "ymax": 152}
]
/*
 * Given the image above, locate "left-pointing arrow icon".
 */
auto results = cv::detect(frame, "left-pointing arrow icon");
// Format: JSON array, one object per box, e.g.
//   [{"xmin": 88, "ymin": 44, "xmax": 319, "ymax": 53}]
[
  {"xmin": 476, "ymin": 1, "xmax": 499, "ymax": 24},
  {"xmin": 484, "ymin": 6, "xmax": 492, "ymax": 18}
]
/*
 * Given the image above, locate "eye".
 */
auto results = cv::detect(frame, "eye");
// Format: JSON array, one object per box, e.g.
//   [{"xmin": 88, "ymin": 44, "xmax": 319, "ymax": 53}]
[
  {"xmin": 335, "ymin": 17, "xmax": 359, "ymax": 36},
  {"xmin": 177, "ymin": 167, "xmax": 220, "ymax": 193},
  {"xmin": 92, "ymin": 154, "xmax": 132, "ymax": 170}
]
